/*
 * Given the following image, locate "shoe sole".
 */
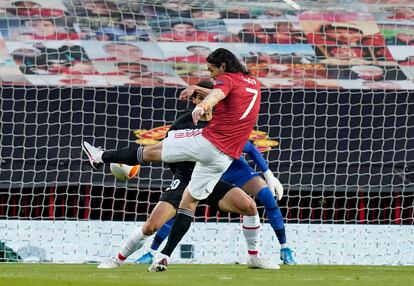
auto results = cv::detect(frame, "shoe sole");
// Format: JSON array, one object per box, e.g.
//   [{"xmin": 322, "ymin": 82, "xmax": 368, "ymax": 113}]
[
  {"xmin": 147, "ymin": 264, "xmax": 167, "ymax": 272},
  {"xmin": 156, "ymin": 265, "xmax": 167, "ymax": 272}
]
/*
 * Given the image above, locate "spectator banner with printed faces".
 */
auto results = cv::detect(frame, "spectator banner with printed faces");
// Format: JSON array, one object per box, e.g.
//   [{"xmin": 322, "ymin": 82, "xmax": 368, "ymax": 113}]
[{"xmin": 0, "ymin": 0, "xmax": 413, "ymax": 89}]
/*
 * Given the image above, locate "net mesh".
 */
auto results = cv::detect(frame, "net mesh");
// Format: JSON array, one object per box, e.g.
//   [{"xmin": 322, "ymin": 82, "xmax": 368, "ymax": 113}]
[{"xmin": 0, "ymin": 0, "xmax": 413, "ymax": 264}]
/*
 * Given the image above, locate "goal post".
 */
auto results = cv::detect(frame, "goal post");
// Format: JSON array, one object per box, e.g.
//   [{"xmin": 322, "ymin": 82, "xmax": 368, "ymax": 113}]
[{"xmin": 0, "ymin": 0, "xmax": 414, "ymax": 265}]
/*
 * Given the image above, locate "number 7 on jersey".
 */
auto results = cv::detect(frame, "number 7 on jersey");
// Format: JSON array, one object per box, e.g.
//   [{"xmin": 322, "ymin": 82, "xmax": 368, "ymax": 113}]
[{"xmin": 240, "ymin": 87, "xmax": 259, "ymax": 120}]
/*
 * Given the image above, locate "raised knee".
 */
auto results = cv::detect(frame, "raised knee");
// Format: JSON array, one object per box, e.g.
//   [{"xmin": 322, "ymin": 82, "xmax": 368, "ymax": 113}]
[
  {"xmin": 143, "ymin": 144, "xmax": 162, "ymax": 162},
  {"xmin": 245, "ymin": 199, "xmax": 257, "ymax": 216}
]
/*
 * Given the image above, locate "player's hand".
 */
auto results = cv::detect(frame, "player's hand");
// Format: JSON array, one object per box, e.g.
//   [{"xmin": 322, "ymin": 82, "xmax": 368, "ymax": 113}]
[
  {"xmin": 179, "ymin": 85, "xmax": 197, "ymax": 101},
  {"xmin": 263, "ymin": 170, "xmax": 284, "ymax": 201},
  {"xmin": 192, "ymin": 106, "xmax": 204, "ymax": 125}
]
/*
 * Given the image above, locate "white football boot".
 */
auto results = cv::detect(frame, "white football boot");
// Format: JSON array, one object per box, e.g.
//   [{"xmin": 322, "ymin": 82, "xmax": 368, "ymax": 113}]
[
  {"xmin": 82, "ymin": 141, "xmax": 104, "ymax": 170},
  {"xmin": 247, "ymin": 255, "xmax": 280, "ymax": 270},
  {"xmin": 97, "ymin": 259, "xmax": 121, "ymax": 269}
]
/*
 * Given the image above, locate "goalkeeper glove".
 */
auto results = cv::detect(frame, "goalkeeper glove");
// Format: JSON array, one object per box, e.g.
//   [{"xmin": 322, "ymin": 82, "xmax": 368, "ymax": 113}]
[{"xmin": 263, "ymin": 170, "xmax": 284, "ymax": 201}]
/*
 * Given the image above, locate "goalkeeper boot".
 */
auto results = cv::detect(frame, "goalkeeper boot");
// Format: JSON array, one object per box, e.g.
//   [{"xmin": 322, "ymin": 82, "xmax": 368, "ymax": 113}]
[
  {"xmin": 97, "ymin": 259, "xmax": 121, "ymax": 269},
  {"xmin": 247, "ymin": 255, "xmax": 280, "ymax": 270},
  {"xmin": 135, "ymin": 251, "xmax": 154, "ymax": 264},
  {"xmin": 280, "ymin": 247, "xmax": 297, "ymax": 265},
  {"xmin": 148, "ymin": 255, "xmax": 168, "ymax": 272},
  {"xmin": 82, "ymin": 141, "xmax": 104, "ymax": 170}
]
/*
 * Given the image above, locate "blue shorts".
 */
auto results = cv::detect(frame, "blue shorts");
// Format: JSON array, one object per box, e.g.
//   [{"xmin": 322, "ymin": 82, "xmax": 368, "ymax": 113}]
[{"xmin": 222, "ymin": 157, "xmax": 260, "ymax": 188}]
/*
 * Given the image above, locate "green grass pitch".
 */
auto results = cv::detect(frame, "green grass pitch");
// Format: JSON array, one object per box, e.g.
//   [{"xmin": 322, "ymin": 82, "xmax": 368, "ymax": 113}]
[{"xmin": 1, "ymin": 264, "xmax": 413, "ymax": 286}]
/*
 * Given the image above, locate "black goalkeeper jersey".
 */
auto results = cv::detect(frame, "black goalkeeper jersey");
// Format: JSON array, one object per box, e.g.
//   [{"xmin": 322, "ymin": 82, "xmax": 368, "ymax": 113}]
[{"xmin": 166, "ymin": 112, "xmax": 208, "ymax": 181}]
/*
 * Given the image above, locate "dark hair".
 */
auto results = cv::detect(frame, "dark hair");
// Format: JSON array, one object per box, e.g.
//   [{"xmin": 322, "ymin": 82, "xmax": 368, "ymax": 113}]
[
  {"xmin": 206, "ymin": 48, "xmax": 249, "ymax": 75},
  {"xmin": 191, "ymin": 80, "xmax": 214, "ymax": 98},
  {"xmin": 196, "ymin": 80, "xmax": 213, "ymax": 89}
]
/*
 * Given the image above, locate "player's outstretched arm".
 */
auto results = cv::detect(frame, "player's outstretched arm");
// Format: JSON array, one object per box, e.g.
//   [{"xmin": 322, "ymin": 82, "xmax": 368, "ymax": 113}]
[
  {"xmin": 179, "ymin": 85, "xmax": 214, "ymax": 101},
  {"xmin": 242, "ymin": 141, "xmax": 284, "ymax": 200}
]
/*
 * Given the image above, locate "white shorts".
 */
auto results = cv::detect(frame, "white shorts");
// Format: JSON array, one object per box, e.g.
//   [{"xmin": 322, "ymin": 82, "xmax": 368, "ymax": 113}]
[{"xmin": 162, "ymin": 130, "xmax": 233, "ymax": 200}]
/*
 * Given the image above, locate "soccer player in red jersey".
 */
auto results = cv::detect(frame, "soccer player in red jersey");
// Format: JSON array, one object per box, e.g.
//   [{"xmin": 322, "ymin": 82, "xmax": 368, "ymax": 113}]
[{"xmin": 82, "ymin": 48, "xmax": 262, "ymax": 271}]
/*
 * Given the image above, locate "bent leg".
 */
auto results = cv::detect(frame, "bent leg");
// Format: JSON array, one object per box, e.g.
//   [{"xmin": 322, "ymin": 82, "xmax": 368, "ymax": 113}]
[
  {"xmin": 142, "ymin": 201, "xmax": 177, "ymax": 236},
  {"xmin": 117, "ymin": 201, "xmax": 176, "ymax": 264},
  {"xmin": 100, "ymin": 141, "xmax": 163, "ymax": 165},
  {"xmin": 243, "ymin": 176, "xmax": 287, "ymax": 245},
  {"xmin": 217, "ymin": 187, "xmax": 257, "ymax": 216},
  {"xmin": 159, "ymin": 188, "xmax": 199, "ymax": 258}
]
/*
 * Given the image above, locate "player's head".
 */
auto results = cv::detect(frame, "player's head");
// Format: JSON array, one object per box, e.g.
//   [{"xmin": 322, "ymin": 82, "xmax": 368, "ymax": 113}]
[
  {"xmin": 191, "ymin": 80, "xmax": 214, "ymax": 121},
  {"xmin": 206, "ymin": 48, "xmax": 249, "ymax": 78},
  {"xmin": 190, "ymin": 80, "xmax": 213, "ymax": 103}
]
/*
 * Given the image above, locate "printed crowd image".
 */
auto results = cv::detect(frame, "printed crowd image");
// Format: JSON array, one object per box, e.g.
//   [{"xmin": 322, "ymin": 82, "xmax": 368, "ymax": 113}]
[{"xmin": 0, "ymin": 0, "xmax": 411, "ymax": 88}]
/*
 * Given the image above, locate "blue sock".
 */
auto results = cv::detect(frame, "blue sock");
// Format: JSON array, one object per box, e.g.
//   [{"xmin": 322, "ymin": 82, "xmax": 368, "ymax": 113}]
[
  {"xmin": 150, "ymin": 218, "xmax": 175, "ymax": 251},
  {"xmin": 256, "ymin": 187, "xmax": 287, "ymax": 245}
]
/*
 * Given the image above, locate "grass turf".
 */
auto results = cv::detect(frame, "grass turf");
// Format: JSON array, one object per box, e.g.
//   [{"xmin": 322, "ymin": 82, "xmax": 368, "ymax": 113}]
[{"xmin": 1, "ymin": 264, "xmax": 413, "ymax": 286}]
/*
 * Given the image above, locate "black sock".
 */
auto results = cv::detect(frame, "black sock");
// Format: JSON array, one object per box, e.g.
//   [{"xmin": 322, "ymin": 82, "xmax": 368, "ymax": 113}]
[
  {"xmin": 161, "ymin": 209, "xmax": 193, "ymax": 257},
  {"xmin": 102, "ymin": 144, "xmax": 145, "ymax": 165}
]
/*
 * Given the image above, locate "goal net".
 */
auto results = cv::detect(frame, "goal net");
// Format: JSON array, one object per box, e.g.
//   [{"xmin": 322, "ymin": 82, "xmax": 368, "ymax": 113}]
[{"xmin": 0, "ymin": 0, "xmax": 413, "ymax": 265}]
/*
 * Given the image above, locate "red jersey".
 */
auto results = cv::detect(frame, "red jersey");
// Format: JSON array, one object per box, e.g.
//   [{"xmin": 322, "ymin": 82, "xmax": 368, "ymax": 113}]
[{"xmin": 202, "ymin": 73, "xmax": 261, "ymax": 158}]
